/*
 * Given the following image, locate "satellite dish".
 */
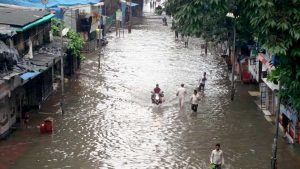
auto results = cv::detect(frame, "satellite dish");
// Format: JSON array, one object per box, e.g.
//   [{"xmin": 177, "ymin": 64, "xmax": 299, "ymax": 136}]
[{"xmin": 41, "ymin": 0, "xmax": 49, "ymax": 5}]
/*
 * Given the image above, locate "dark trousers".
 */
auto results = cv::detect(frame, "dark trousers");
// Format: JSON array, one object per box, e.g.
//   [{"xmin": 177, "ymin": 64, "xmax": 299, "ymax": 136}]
[
  {"xmin": 191, "ymin": 104, "xmax": 198, "ymax": 112},
  {"xmin": 185, "ymin": 42, "xmax": 188, "ymax": 47},
  {"xmin": 175, "ymin": 31, "xmax": 179, "ymax": 39},
  {"xmin": 97, "ymin": 39, "xmax": 100, "ymax": 48},
  {"xmin": 215, "ymin": 164, "xmax": 221, "ymax": 169},
  {"xmin": 199, "ymin": 83, "xmax": 205, "ymax": 91}
]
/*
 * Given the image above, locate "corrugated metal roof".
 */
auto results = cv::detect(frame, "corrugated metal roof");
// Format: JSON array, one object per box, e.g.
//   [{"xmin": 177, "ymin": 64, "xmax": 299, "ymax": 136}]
[
  {"xmin": 0, "ymin": 7, "xmax": 50, "ymax": 27},
  {"xmin": 0, "ymin": 0, "xmax": 102, "ymax": 8}
]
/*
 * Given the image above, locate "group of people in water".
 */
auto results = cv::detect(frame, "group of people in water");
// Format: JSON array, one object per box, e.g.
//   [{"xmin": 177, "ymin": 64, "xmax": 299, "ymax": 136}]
[
  {"xmin": 177, "ymin": 72, "xmax": 206, "ymax": 112},
  {"xmin": 152, "ymin": 72, "xmax": 207, "ymax": 113},
  {"xmin": 151, "ymin": 72, "xmax": 225, "ymax": 169}
]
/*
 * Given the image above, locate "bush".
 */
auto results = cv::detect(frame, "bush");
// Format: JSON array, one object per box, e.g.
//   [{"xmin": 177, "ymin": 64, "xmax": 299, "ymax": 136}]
[
  {"xmin": 51, "ymin": 18, "xmax": 85, "ymax": 60},
  {"xmin": 66, "ymin": 30, "xmax": 85, "ymax": 60},
  {"xmin": 51, "ymin": 18, "xmax": 61, "ymax": 36}
]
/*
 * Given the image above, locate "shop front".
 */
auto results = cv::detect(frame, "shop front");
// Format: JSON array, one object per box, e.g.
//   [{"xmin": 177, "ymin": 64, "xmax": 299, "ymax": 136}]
[
  {"xmin": 258, "ymin": 55, "xmax": 279, "ymax": 115},
  {"xmin": 279, "ymin": 104, "xmax": 299, "ymax": 144}
]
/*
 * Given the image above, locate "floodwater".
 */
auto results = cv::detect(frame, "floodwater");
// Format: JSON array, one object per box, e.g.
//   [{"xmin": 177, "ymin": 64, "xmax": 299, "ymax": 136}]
[{"xmin": 7, "ymin": 7, "xmax": 300, "ymax": 169}]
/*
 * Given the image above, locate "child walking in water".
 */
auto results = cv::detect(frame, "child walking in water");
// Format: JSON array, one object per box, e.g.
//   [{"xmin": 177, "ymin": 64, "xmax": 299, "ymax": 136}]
[{"xmin": 199, "ymin": 72, "xmax": 207, "ymax": 91}]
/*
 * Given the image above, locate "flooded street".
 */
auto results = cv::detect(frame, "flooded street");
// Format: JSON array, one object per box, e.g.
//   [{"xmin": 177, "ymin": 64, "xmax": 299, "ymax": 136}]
[{"xmin": 7, "ymin": 10, "xmax": 300, "ymax": 169}]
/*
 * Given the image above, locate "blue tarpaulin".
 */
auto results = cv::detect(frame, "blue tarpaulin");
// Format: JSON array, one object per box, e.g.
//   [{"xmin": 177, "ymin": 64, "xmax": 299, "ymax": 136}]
[
  {"xmin": 0, "ymin": 0, "xmax": 102, "ymax": 8},
  {"xmin": 20, "ymin": 71, "xmax": 40, "ymax": 81}
]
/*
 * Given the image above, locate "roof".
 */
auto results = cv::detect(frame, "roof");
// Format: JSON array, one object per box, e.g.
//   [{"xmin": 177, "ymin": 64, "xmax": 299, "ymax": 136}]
[
  {"xmin": 0, "ymin": 0, "xmax": 102, "ymax": 8},
  {"xmin": 29, "ymin": 53, "xmax": 60, "ymax": 67},
  {"xmin": 20, "ymin": 71, "xmax": 40, "ymax": 81},
  {"xmin": 0, "ymin": 24, "xmax": 16, "ymax": 37},
  {"xmin": 0, "ymin": 7, "xmax": 50, "ymax": 27},
  {"xmin": 28, "ymin": 37, "xmax": 67, "ymax": 67}
]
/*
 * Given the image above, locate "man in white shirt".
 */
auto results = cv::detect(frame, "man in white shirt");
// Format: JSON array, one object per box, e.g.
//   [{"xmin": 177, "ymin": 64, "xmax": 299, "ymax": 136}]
[
  {"xmin": 210, "ymin": 143, "xmax": 224, "ymax": 169},
  {"xmin": 190, "ymin": 90, "xmax": 200, "ymax": 113},
  {"xmin": 176, "ymin": 84, "xmax": 187, "ymax": 109}
]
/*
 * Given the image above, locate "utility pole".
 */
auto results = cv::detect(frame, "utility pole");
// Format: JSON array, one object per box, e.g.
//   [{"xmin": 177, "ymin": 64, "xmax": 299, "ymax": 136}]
[
  {"xmin": 60, "ymin": 8, "xmax": 66, "ymax": 115},
  {"xmin": 231, "ymin": 21, "xmax": 236, "ymax": 101},
  {"xmin": 271, "ymin": 83, "xmax": 281, "ymax": 169},
  {"xmin": 128, "ymin": 0, "xmax": 132, "ymax": 33},
  {"xmin": 226, "ymin": 12, "xmax": 236, "ymax": 101}
]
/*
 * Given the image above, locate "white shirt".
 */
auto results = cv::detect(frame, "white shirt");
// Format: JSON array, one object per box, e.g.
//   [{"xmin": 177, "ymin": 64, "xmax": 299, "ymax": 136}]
[
  {"xmin": 210, "ymin": 149, "xmax": 224, "ymax": 165},
  {"xmin": 191, "ymin": 94, "xmax": 200, "ymax": 104},
  {"xmin": 177, "ymin": 87, "xmax": 187, "ymax": 98}
]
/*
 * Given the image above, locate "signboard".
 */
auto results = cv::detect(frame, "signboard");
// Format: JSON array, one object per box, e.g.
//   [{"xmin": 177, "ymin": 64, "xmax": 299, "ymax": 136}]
[
  {"xmin": 116, "ymin": 9, "xmax": 122, "ymax": 21},
  {"xmin": 258, "ymin": 53, "xmax": 272, "ymax": 69}
]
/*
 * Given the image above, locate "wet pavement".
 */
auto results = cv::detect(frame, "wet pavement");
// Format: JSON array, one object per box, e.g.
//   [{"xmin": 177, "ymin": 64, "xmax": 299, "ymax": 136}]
[{"xmin": 1, "ymin": 6, "xmax": 300, "ymax": 169}]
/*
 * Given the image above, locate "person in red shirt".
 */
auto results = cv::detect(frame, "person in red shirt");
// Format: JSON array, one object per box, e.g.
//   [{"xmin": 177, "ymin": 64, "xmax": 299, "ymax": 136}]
[
  {"xmin": 152, "ymin": 84, "xmax": 163, "ymax": 103},
  {"xmin": 154, "ymin": 84, "xmax": 161, "ymax": 93}
]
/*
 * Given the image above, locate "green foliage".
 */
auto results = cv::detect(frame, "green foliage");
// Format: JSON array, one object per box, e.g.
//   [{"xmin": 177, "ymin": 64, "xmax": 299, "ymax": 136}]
[
  {"xmin": 51, "ymin": 18, "xmax": 85, "ymax": 60},
  {"xmin": 245, "ymin": 0, "xmax": 300, "ymax": 112},
  {"xmin": 51, "ymin": 18, "xmax": 62, "ymax": 36},
  {"xmin": 165, "ymin": 0, "xmax": 300, "ymax": 112},
  {"xmin": 67, "ymin": 30, "xmax": 85, "ymax": 60},
  {"xmin": 165, "ymin": 0, "xmax": 253, "ymax": 43}
]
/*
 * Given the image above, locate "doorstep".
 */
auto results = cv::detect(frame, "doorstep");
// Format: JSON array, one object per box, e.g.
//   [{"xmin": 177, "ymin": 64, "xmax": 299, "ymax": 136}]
[
  {"xmin": 262, "ymin": 110, "xmax": 272, "ymax": 116},
  {"xmin": 279, "ymin": 123, "xmax": 295, "ymax": 144},
  {"xmin": 254, "ymin": 100, "xmax": 272, "ymax": 116}
]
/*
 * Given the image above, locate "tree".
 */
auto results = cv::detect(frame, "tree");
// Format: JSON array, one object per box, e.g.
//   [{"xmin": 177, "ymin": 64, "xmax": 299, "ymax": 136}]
[
  {"xmin": 245, "ymin": 0, "xmax": 300, "ymax": 112},
  {"xmin": 164, "ymin": 0, "xmax": 254, "ymax": 54}
]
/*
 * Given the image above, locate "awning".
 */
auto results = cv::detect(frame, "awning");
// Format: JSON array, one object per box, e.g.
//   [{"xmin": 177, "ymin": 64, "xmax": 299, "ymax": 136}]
[
  {"xmin": 258, "ymin": 53, "xmax": 272, "ymax": 69},
  {"xmin": 262, "ymin": 78, "xmax": 279, "ymax": 91},
  {"xmin": 15, "ymin": 14, "xmax": 55, "ymax": 32},
  {"xmin": 120, "ymin": 0, "xmax": 139, "ymax": 7},
  {"xmin": 20, "ymin": 71, "xmax": 40, "ymax": 81}
]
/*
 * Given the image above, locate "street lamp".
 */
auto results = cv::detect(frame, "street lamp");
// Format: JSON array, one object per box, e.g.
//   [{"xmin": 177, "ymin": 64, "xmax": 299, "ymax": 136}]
[
  {"xmin": 226, "ymin": 12, "xmax": 236, "ymax": 101},
  {"xmin": 59, "ymin": 6, "xmax": 69, "ymax": 115},
  {"xmin": 271, "ymin": 84, "xmax": 281, "ymax": 169}
]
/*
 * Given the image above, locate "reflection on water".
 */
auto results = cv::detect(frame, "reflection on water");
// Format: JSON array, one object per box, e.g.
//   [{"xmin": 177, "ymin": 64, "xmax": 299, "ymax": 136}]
[{"xmin": 9, "ymin": 10, "xmax": 300, "ymax": 169}]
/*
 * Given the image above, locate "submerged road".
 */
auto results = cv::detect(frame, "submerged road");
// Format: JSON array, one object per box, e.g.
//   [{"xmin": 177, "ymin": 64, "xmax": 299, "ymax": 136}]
[{"xmin": 7, "ymin": 10, "xmax": 300, "ymax": 169}]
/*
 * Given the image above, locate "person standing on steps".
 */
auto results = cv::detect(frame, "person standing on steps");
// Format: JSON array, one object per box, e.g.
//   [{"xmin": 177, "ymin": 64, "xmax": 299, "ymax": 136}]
[
  {"xmin": 190, "ymin": 90, "xmax": 200, "ymax": 113},
  {"xmin": 176, "ymin": 84, "xmax": 187, "ymax": 109},
  {"xmin": 210, "ymin": 143, "xmax": 224, "ymax": 169}
]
